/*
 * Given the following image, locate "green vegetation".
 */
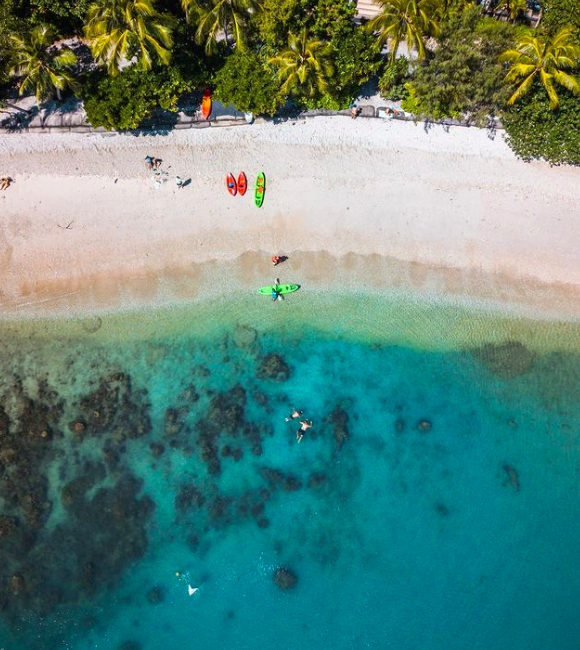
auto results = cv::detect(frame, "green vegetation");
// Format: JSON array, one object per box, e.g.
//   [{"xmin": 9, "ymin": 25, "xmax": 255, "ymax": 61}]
[
  {"xmin": 366, "ymin": 0, "xmax": 441, "ymax": 62},
  {"xmin": 500, "ymin": 27, "xmax": 580, "ymax": 109},
  {"xmin": 79, "ymin": 63, "xmax": 193, "ymax": 130},
  {"xmin": 502, "ymin": 85, "xmax": 580, "ymax": 164},
  {"xmin": 85, "ymin": 0, "xmax": 175, "ymax": 75},
  {"xmin": 214, "ymin": 49, "xmax": 283, "ymax": 115},
  {"xmin": 542, "ymin": 0, "xmax": 580, "ymax": 36},
  {"xmin": 405, "ymin": 9, "xmax": 515, "ymax": 124},
  {"xmin": 0, "ymin": 0, "xmax": 579, "ymax": 165},
  {"xmin": 270, "ymin": 29, "xmax": 334, "ymax": 100},
  {"xmin": 188, "ymin": 0, "xmax": 258, "ymax": 54},
  {"xmin": 8, "ymin": 24, "xmax": 77, "ymax": 103}
]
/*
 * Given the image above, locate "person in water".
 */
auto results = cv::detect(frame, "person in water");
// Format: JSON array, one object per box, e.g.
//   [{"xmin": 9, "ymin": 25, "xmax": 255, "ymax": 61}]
[
  {"xmin": 296, "ymin": 419, "xmax": 313, "ymax": 443},
  {"xmin": 285, "ymin": 409, "xmax": 303, "ymax": 422}
]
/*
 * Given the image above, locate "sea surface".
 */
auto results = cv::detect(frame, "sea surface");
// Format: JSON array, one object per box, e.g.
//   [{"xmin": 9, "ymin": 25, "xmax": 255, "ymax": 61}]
[{"xmin": 0, "ymin": 291, "xmax": 579, "ymax": 650}]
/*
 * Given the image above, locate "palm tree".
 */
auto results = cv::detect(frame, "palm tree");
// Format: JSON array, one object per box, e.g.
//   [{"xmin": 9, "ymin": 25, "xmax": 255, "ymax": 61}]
[
  {"xmin": 500, "ymin": 27, "xmax": 580, "ymax": 109},
  {"xmin": 366, "ymin": 0, "xmax": 441, "ymax": 63},
  {"xmin": 85, "ymin": 0, "xmax": 175, "ymax": 75},
  {"xmin": 8, "ymin": 24, "xmax": 77, "ymax": 105},
  {"xmin": 183, "ymin": 0, "xmax": 259, "ymax": 54},
  {"xmin": 269, "ymin": 29, "xmax": 334, "ymax": 98}
]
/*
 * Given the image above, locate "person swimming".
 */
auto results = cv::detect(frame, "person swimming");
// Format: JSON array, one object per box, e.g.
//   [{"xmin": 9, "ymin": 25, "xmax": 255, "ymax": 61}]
[
  {"xmin": 285, "ymin": 409, "xmax": 303, "ymax": 422},
  {"xmin": 296, "ymin": 419, "xmax": 313, "ymax": 443}
]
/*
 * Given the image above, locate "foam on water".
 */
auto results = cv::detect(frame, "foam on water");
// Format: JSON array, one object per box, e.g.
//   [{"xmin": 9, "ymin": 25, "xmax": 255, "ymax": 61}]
[{"xmin": 0, "ymin": 291, "xmax": 579, "ymax": 650}]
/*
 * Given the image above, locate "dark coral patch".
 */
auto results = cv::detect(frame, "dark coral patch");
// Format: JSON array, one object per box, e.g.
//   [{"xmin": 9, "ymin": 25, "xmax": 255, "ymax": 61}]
[{"xmin": 471, "ymin": 341, "xmax": 535, "ymax": 380}]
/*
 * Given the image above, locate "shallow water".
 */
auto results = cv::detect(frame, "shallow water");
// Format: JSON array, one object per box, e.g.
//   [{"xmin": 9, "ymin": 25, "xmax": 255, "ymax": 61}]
[{"xmin": 0, "ymin": 292, "xmax": 579, "ymax": 650}]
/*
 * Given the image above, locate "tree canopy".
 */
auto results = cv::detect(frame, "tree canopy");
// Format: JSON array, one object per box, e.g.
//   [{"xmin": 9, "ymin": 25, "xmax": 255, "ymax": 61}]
[
  {"xmin": 0, "ymin": 0, "xmax": 578, "ymax": 165},
  {"xmin": 405, "ymin": 8, "xmax": 515, "ymax": 124}
]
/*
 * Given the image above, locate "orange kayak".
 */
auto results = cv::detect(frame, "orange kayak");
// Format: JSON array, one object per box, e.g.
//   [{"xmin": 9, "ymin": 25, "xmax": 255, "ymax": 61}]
[
  {"xmin": 201, "ymin": 88, "xmax": 212, "ymax": 120},
  {"xmin": 226, "ymin": 173, "xmax": 237, "ymax": 196},
  {"xmin": 237, "ymin": 172, "xmax": 247, "ymax": 196}
]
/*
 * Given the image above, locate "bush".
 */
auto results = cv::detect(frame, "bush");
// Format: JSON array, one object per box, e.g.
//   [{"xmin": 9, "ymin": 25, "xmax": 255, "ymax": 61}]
[
  {"xmin": 214, "ymin": 49, "xmax": 283, "ymax": 115},
  {"xmin": 542, "ymin": 0, "xmax": 580, "ymax": 38},
  {"xmin": 502, "ymin": 85, "xmax": 580, "ymax": 165},
  {"xmin": 403, "ymin": 9, "xmax": 515, "ymax": 124},
  {"xmin": 378, "ymin": 57, "xmax": 410, "ymax": 101},
  {"xmin": 80, "ymin": 65, "xmax": 194, "ymax": 130}
]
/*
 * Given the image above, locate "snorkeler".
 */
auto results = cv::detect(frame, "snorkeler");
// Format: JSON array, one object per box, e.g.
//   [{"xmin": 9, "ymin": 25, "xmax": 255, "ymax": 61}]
[
  {"xmin": 296, "ymin": 419, "xmax": 313, "ymax": 443},
  {"xmin": 285, "ymin": 409, "xmax": 303, "ymax": 422}
]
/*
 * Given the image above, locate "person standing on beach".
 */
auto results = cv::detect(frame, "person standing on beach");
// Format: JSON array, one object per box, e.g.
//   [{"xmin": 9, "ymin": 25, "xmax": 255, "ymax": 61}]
[{"xmin": 176, "ymin": 176, "xmax": 184, "ymax": 190}]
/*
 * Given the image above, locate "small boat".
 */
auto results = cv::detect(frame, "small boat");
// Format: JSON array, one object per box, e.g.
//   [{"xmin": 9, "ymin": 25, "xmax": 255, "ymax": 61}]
[
  {"xmin": 201, "ymin": 88, "xmax": 212, "ymax": 120},
  {"xmin": 255, "ymin": 172, "xmax": 266, "ymax": 208},
  {"xmin": 226, "ymin": 173, "xmax": 237, "ymax": 196},
  {"xmin": 258, "ymin": 283, "xmax": 300, "ymax": 295},
  {"xmin": 237, "ymin": 172, "xmax": 247, "ymax": 196}
]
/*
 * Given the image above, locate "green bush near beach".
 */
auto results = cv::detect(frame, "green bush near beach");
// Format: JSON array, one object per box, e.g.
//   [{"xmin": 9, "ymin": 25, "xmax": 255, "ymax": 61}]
[
  {"xmin": 80, "ymin": 65, "xmax": 194, "ymax": 131},
  {"xmin": 502, "ymin": 86, "xmax": 580, "ymax": 165},
  {"xmin": 214, "ymin": 50, "xmax": 283, "ymax": 116},
  {"xmin": 403, "ymin": 9, "xmax": 515, "ymax": 126},
  {"xmin": 542, "ymin": 0, "xmax": 580, "ymax": 38}
]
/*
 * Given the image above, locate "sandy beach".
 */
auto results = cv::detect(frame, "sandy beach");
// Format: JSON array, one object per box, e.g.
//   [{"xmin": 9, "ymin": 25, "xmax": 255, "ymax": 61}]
[{"xmin": 1, "ymin": 117, "xmax": 580, "ymax": 318}]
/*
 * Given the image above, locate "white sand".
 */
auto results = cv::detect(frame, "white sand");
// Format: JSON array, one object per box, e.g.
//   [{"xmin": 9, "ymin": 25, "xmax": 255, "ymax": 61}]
[{"xmin": 1, "ymin": 117, "xmax": 580, "ymax": 317}]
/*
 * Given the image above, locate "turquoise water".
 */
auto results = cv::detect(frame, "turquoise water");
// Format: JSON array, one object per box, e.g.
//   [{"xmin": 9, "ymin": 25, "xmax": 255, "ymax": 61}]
[{"xmin": 0, "ymin": 293, "xmax": 579, "ymax": 650}]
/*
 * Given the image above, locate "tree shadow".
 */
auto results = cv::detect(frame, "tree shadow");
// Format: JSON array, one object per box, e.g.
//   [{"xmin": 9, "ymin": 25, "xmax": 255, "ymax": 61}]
[{"xmin": 0, "ymin": 105, "xmax": 39, "ymax": 132}]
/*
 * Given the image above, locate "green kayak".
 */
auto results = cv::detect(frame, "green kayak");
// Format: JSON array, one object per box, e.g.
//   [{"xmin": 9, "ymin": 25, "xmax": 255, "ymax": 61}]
[
  {"xmin": 255, "ymin": 172, "xmax": 266, "ymax": 208},
  {"xmin": 258, "ymin": 283, "xmax": 300, "ymax": 296}
]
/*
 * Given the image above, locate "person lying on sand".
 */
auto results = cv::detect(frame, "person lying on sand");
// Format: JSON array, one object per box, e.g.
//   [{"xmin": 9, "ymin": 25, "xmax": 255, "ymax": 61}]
[
  {"xmin": 0, "ymin": 177, "xmax": 12, "ymax": 190},
  {"xmin": 285, "ymin": 409, "xmax": 303, "ymax": 422},
  {"xmin": 296, "ymin": 419, "xmax": 313, "ymax": 443},
  {"xmin": 144, "ymin": 155, "xmax": 154, "ymax": 171}
]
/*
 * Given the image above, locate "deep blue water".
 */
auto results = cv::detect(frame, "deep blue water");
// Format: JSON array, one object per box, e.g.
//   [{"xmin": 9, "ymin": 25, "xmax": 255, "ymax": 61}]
[{"xmin": 0, "ymin": 296, "xmax": 579, "ymax": 650}]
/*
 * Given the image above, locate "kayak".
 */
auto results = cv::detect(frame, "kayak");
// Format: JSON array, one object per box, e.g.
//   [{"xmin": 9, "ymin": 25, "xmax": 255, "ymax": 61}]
[
  {"xmin": 226, "ymin": 173, "xmax": 237, "ymax": 196},
  {"xmin": 238, "ymin": 172, "xmax": 247, "ymax": 196},
  {"xmin": 258, "ymin": 284, "xmax": 300, "ymax": 296},
  {"xmin": 255, "ymin": 172, "xmax": 266, "ymax": 208},
  {"xmin": 201, "ymin": 88, "xmax": 212, "ymax": 120}
]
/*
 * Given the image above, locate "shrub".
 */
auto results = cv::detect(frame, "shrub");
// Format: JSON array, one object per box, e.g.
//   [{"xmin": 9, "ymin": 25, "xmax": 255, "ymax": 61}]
[
  {"xmin": 214, "ymin": 49, "xmax": 283, "ymax": 115},
  {"xmin": 502, "ymin": 85, "xmax": 580, "ymax": 165},
  {"xmin": 378, "ymin": 56, "xmax": 410, "ymax": 101},
  {"xmin": 80, "ymin": 65, "xmax": 194, "ymax": 130}
]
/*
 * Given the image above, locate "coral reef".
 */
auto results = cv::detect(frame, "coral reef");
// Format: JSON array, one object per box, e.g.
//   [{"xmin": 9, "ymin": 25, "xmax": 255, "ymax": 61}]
[
  {"xmin": 273, "ymin": 567, "xmax": 298, "ymax": 590},
  {"xmin": 471, "ymin": 341, "xmax": 535, "ymax": 380},
  {"xmin": 257, "ymin": 354, "xmax": 291, "ymax": 382},
  {"xmin": 325, "ymin": 405, "xmax": 350, "ymax": 450}
]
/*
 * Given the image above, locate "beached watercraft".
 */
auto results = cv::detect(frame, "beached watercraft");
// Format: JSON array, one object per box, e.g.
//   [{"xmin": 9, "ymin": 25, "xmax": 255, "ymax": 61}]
[
  {"xmin": 201, "ymin": 88, "xmax": 212, "ymax": 120},
  {"xmin": 255, "ymin": 172, "xmax": 266, "ymax": 207},
  {"xmin": 237, "ymin": 172, "xmax": 247, "ymax": 196},
  {"xmin": 226, "ymin": 173, "xmax": 237, "ymax": 196},
  {"xmin": 258, "ymin": 283, "xmax": 300, "ymax": 295}
]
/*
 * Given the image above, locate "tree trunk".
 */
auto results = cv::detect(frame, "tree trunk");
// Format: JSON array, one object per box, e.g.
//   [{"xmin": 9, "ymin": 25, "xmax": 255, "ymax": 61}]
[
  {"xmin": 0, "ymin": 100, "xmax": 29, "ymax": 114},
  {"xmin": 223, "ymin": 17, "xmax": 229, "ymax": 48}
]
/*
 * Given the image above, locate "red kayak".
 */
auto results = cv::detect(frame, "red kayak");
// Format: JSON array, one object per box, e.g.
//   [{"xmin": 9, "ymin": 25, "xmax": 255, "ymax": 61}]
[
  {"xmin": 237, "ymin": 172, "xmax": 247, "ymax": 196},
  {"xmin": 226, "ymin": 173, "xmax": 237, "ymax": 196},
  {"xmin": 201, "ymin": 88, "xmax": 212, "ymax": 120}
]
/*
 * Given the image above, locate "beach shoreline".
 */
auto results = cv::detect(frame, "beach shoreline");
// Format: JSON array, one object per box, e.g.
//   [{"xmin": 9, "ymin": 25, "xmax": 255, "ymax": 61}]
[{"xmin": 1, "ymin": 117, "xmax": 580, "ymax": 321}]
